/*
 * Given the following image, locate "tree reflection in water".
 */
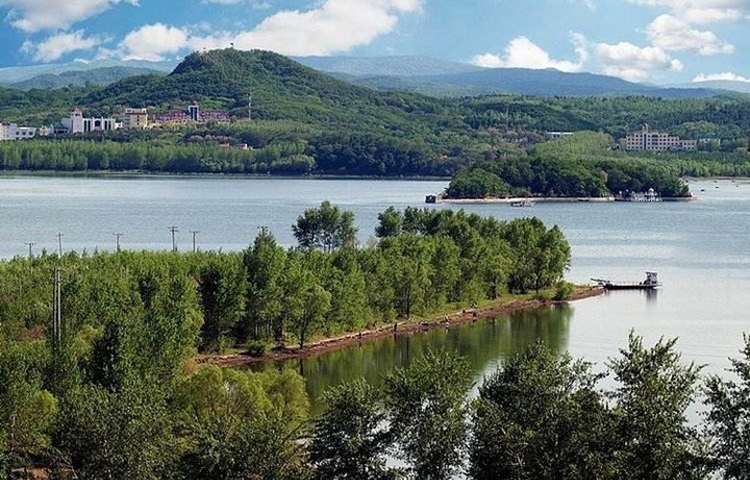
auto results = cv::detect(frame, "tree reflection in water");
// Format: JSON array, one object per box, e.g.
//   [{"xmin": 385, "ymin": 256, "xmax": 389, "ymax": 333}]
[{"xmin": 249, "ymin": 304, "xmax": 573, "ymax": 413}]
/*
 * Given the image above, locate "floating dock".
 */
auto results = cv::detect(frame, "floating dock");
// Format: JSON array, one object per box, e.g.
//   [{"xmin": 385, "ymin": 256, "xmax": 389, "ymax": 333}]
[{"xmin": 592, "ymin": 272, "xmax": 662, "ymax": 291}]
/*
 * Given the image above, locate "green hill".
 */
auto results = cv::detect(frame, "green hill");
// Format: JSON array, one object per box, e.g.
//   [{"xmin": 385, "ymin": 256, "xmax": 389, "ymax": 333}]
[
  {"xmin": 83, "ymin": 49, "xmax": 451, "ymax": 135},
  {"xmin": 0, "ymin": 49, "xmax": 750, "ymax": 180}
]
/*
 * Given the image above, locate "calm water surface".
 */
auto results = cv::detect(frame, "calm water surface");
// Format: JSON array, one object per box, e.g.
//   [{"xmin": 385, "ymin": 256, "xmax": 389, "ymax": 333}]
[{"xmin": 1, "ymin": 175, "xmax": 748, "ymax": 403}]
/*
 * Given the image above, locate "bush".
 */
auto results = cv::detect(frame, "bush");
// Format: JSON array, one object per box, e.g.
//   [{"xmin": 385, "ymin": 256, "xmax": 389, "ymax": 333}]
[
  {"xmin": 244, "ymin": 341, "xmax": 267, "ymax": 358},
  {"xmin": 553, "ymin": 281, "xmax": 576, "ymax": 301}
]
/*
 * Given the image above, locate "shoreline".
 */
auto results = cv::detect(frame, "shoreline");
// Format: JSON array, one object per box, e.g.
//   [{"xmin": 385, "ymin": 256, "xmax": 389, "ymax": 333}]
[
  {"xmin": 0, "ymin": 170, "xmax": 452, "ymax": 182},
  {"xmin": 198, "ymin": 286, "xmax": 605, "ymax": 368},
  {"xmin": 431, "ymin": 196, "xmax": 697, "ymax": 204}
]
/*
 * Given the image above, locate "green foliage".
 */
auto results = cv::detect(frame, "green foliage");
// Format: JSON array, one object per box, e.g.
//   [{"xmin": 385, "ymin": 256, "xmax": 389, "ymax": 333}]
[
  {"xmin": 385, "ymin": 350, "xmax": 472, "ymax": 480},
  {"xmin": 175, "ymin": 366, "xmax": 310, "ymax": 480},
  {"xmin": 446, "ymin": 168, "xmax": 514, "ymax": 199},
  {"xmin": 554, "ymin": 281, "xmax": 576, "ymax": 301},
  {"xmin": 470, "ymin": 343, "xmax": 613, "ymax": 480},
  {"xmin": 608, "ymin": 332, "xmax": 709, "ymax": 480},
  {"xmin": 309, "ymin": 379, "xmax": 396, "ymax": 480},
  {"xmin": 294, "ymin": 201, "xmax": 358, "ymax": 253},
  {"xmin": 55, "ymin": 380, "xmax": 174, "ymax": 480},
  {"xmin": 704, "ymin": 335, "xmax": 750, "ymax": 479},
  {"xmin": 0, "ymin": 341, "xmax": 57, "ymax": 474}
]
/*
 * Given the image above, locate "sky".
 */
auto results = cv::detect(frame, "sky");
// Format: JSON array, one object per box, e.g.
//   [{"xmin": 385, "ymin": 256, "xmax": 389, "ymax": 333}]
[{"xmin": 1, "ymin": 0, "xmax": 750, "ymax": 85}]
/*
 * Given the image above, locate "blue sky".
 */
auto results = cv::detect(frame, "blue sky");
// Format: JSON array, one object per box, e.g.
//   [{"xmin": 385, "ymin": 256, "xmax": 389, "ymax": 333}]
[{"xmin": 2, "ymin": 0, "xmax": 750, "ymax": 84}]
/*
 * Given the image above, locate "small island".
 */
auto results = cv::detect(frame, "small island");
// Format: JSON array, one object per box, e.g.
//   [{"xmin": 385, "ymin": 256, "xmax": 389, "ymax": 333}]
[{"xmin": 430, "ymin": 132, "xmax": 696, "ymax": 204}]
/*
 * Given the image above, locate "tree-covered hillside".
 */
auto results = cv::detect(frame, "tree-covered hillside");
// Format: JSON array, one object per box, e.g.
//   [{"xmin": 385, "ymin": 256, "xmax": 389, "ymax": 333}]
[{"xmin": 0, "ymin": 49, "xmax": 749, "ymax": 184}]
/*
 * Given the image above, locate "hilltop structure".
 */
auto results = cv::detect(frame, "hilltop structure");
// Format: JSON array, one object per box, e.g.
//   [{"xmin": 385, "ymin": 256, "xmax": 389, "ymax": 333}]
[{"xmin": 622, "ymin": 124, "xmax": 697, "ymax": 152}]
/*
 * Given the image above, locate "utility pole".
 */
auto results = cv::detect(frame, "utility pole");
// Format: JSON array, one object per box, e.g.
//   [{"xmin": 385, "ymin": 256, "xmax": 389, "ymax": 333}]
[
  {"xmin": 56, "ymin": 233, "xmax": 64, "ymax": 256},
  {"xmin": 25, "ymin": 241, "xmax": 36, "ymax": 259},
  {"xmin": 52, "ymin": 267, "xmax": 62, "ymax": 351},
  {"xmin": 190, "ymin": 230, "xmax": 200, "ymax": 253},
  {"xmin": 113, "ymin": 233, "xmax": 123, "ymax": 253},
  {"xmin": 169, "ymin": 226, "xmax": 178, "ymax": 252}
]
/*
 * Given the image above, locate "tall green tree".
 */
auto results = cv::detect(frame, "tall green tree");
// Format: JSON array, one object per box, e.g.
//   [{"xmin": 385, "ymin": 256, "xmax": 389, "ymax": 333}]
[
  {"xmin": 385, "ymin": 350, "xmax": 471, "ymax": 480},
  {"xmin": 704, "ymin": 334, "xmax": 750, "ymax": 479},
  {"xmin": 293, "ymin": 201, "xmax": 358, "ymax": 253},
  {"xmin": 470, "ymin": 343, "xmax": 614, "ymax": 480},
  {"xmin": 242, "ymin": 231, "xmax": 286, "ymax": 342},
  {"xmin": 608, "ymin": 332, "xmax": 708, "ymax": 480},
  {"xmin": 309, "ymin": 380, "xmax": 397, "ymax": 480},
  {"xmin": 54, "ymin": 381, "xmax": 175, "ymax": 480}
]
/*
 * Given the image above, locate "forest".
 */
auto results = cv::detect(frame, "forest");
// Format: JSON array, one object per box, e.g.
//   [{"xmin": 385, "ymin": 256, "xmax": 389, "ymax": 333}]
[
  {"xmin": 444, "ymin": 132, "xmax": 750, "ymax": 199},
  {"xmin": 1, "ymin": 50, "xmax": 750, "ymax": 186},
  {"xmin": 0, "ymin": 204, "xmax": 573, "ymax": 478}
]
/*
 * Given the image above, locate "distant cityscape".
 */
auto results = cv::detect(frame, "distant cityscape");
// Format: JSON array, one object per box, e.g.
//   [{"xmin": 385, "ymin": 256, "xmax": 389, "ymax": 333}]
[{"xmin": 0, "ymin": 103, "xmax": 231, "ymax": 141}]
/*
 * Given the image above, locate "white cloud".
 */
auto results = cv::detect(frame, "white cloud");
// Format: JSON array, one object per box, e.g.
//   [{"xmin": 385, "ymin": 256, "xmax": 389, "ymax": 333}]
[
  {"xmin": 470, "ymin": 33, "xmax": 588, "ymax": 73},
  {"xmin": 0, "ymin": 0, "xmax": 139, "ymax": 33},
  {"xmin": 113, "ymin": 0, "xmax": 422, "ymax": 60},
  {"xmin": 119, "ymin": 23, "xmax": 189, "ymax": 61},
  {"xmin": 22, "ymin": 30, "xmax": 101, "ymax": 62},
  {"xmin": 595, "ymin": 41, "xmax": 683, "ymax": 81},
  {"xmin": 646, "ymin": 14, "xmax": 734, "ymax": 55},
  {"xmin": 693, "ymin": 71, "xmax": 750, "ymax": 82},
  {"xmin": 203, "ymin": 0, "xmax": 271, "ymax": 6},
  {"xmin": 623, "ymin": 0, "xmax": 750, "ymax": 23}
]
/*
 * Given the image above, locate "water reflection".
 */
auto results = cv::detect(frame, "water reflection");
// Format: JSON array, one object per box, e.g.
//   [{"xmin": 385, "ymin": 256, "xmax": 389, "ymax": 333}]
[
  {"xmin": 645, "ymin": 288, "xmax": 659, "ymax": 305},
  {"xmin": 250, "ymin": 304, "xmax": 573, "ymax": 412}
]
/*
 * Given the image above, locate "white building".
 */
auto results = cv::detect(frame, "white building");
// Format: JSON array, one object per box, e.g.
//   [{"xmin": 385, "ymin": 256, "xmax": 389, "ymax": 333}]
[
  {"xmin": 0, "ymin": 123, "xmax": 37, "ymax": 141},
  {"xmin": 622, "ymin": 124, "xmax": 697, "ymax": 152},
  {"xmin": 547, "ymin": 131, "xmax": 575, "ymax": 139},
  {"xmin": 61, "ymin": 108, "xmax": 119, "ymax": 134}
]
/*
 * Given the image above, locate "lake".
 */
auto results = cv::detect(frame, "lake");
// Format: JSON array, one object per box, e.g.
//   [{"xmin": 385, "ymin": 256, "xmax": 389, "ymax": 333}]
[{"xmin": 1, "ymin": 174, "xmax": 748, "ymax": 402}]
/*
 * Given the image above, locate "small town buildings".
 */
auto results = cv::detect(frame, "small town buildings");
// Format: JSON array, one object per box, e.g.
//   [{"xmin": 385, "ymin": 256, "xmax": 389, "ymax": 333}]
[
  {"xmin": 122, "ymin": 108, "xmax": 149, "ymax": 130},
  {"xmin": 547, "ymin": 131, "xmax": 575, "ymax": 139},
  {"xmin": 0, "ymin": 123, "xmax": 37, "ymax": 141},
  {"xmin": 622, "ymin": 124, "xmax": 697, "ymax": 152},
  {"xmin": 152, "ymin": 103, "xmax": 230, "ymax": 128},
  {"xmin": 61, "ymin": 108, "xmax": 119, "ymax": 134}
]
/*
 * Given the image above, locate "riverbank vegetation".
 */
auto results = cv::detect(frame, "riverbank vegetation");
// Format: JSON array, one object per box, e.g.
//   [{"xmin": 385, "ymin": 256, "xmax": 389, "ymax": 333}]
[
  {"xmin": 0, "ymin": 203, "xmax": 571, "ymax": 477},
  {"xmin": 443, "ymin": 132, "xmax": 750, "ymax": 199}
]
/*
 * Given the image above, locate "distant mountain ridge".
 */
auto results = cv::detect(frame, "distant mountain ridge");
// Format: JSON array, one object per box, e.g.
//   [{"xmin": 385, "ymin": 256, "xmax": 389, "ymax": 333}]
[
  {"xmin": 0, "ymin": 53, "xmax": 742, "ymax": 99},
  {"xmin": 0, "ymin": 59, "xmax": 176, "ymax": 84},
  {"xmin": 7, "ymin": 67, "xmax": 166, "ymax": 90},
  {"xmin": 294, "ymin": 55, "xmax": 481, "ymax": 77},
  {"xmin": 298, "ymin": 55, "xmax": 734, "ymax": 98}
]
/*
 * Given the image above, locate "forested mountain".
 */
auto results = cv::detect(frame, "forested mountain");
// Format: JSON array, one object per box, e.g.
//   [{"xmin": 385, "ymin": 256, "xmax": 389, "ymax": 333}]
[
  {"xmin": 7, "ymin": 66, "xmax": 165, "ymax": 90},
  {"xmin": 1, "ymin": 49, "xmax": 750, "ymax": 185}
]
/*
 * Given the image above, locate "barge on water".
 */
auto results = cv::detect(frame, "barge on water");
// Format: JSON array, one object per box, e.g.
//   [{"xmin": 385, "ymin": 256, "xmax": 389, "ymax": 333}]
[{"xmin": 592, "ymin": 272, "xmax": 662, "ymax": 291}]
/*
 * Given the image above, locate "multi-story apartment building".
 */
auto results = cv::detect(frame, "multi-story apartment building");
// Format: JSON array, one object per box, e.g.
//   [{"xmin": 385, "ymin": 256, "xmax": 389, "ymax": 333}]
[
  {"xmin": 622, "ymin": 124, "xmax": 697, "ymax": 152},
  {"xmin": 122, "ymin": 108, "xmax": 149, "ymax": 130}
]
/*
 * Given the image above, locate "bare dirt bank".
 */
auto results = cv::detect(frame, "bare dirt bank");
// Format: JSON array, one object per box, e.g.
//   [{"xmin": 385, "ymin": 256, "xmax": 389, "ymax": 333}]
[{"xmin": 198, "ymin": 287, "xmax": 606, "ymax": 368}]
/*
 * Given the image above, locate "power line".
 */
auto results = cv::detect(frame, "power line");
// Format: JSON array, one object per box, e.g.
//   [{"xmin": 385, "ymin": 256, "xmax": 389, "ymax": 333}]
[
  {"xmin": 25, "ymin": 241, "xmax": 36, "ymax": 259},
  {"xmin": 169, "ymin": 226, "xmax": 178, "ymax": 252},
  {"xmin": 56, "ymin": 232, "xmax": 64, "ymax": 256},
  {"xmin": 190, "ymin": 230, "xmax": 200, "ymax": 253},
  {"xmin": 113, "ymin": 233, "xmax": 123, "ymax": 253}
]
